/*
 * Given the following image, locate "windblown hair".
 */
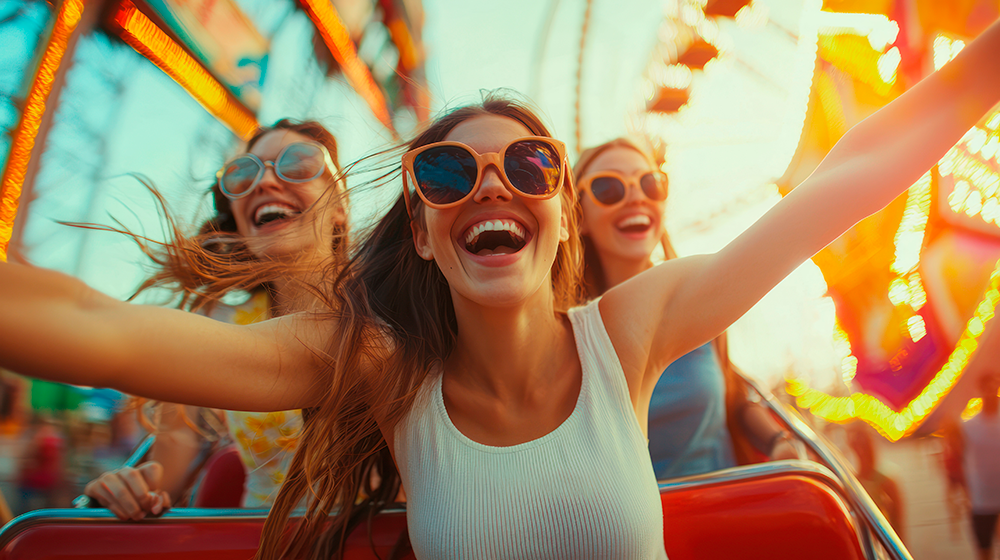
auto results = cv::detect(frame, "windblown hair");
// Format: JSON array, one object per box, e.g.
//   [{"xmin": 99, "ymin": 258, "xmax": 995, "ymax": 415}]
[
  {"xmin": 256, "ymin": 94, "xmax": 584, "ymax": 559},
  {"xmin": 133, "ymin": 118, "xmax": 348, "ymax": 313},
  {"xmin": 68, "ymin": 119, "xmax": 348, "ymax": 453},
  {"xmin": 573, "ymin": 137, "xmax": 759, "ymax": 464}
]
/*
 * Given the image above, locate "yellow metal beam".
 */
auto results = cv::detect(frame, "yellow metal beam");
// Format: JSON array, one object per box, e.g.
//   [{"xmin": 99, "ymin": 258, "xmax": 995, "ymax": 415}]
[{"xmin": 0, "ymin": 0, "xmax": 85, "ymax": 261}]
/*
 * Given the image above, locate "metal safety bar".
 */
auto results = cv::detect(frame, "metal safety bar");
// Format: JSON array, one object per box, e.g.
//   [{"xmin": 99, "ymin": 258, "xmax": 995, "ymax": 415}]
[
  {"xmin": 70, "ymin": 434, "xmax": 156, "ymax": 509},
  {"xmin": 740, "ymin": 375, "xmax": 913, "ymax": 560}
]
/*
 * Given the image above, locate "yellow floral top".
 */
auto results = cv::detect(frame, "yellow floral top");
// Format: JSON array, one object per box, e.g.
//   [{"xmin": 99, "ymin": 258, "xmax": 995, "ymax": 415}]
[{"xmin": 207, "ymin": 291, "xmax": 303, "ymax": 508}]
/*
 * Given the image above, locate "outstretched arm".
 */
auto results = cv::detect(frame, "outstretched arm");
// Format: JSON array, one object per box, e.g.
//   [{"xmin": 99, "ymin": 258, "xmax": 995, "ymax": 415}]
[
  {"xmin": 602, "ymin": 18, "xmax": 1000, "ymax": 392},
  {"xmin": 0, "ymin": 262, "xmax": 330, "ymax": 411}
]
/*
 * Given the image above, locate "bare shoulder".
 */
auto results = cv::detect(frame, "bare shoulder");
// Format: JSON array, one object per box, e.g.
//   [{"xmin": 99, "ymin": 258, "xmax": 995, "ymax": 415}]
[
  {"xmin": 599, "ymin": 256, "xmax": 712, "ymax": 352},
  {"xmin": 594, "ymin": 255, "xmax": 712, "ymax": 395}
]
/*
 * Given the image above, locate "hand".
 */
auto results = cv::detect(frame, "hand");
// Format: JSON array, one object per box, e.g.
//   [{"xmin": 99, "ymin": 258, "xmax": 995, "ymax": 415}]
[{"xmin": 83, "ymin": 462, "xmax": 172, "ymax": 521}]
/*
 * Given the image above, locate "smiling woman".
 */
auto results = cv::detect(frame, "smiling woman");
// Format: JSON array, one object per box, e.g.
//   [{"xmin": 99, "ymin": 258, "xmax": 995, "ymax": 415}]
[
  {"xmin": 81, "ymin": 118, "xmax": 350, "ymax": 520},
  {"xmin": 0, "ymin": 18, "xmax": 999, "ymax": 560}
]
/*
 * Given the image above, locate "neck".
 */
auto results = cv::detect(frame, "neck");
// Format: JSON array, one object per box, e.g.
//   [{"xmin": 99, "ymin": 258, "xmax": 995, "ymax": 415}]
[
  {"xmin": 599, "ymin": 252, "xmax": 655, "ymax": 292},
  {"xmin": 446, "ymin": 285, "xmax": 572, "ymax": 402}
]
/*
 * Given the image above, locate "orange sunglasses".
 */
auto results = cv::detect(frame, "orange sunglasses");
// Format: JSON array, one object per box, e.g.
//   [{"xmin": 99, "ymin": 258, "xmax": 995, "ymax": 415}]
[
  {"xmin": 578, "ymin": 169, "xmax": 668, "ymax": 207},
  {"xmin": 401, "ymin": 137, "xmax": 568, "ymax": 216}
]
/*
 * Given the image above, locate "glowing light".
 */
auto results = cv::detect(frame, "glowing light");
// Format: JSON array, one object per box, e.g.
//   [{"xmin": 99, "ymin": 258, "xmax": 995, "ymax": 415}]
[
  {"xmin": 908, "ymin": 274, "xmax": 927, "ymax": 311},
  {"xmin": 982, "ymin": 136, "xmax": 999, "ymax": 161},
  {"xmin": 962, "ymin": 398, "xmax": 983, "ymax": 421},
  {"xmin": 818, "ymin": 33, "xmax": 897, "ymax": 95},
  {"xmin": 735, "ymin": 1, "xmax": 769, "ymax": 30},
  {"xmin": 891, "ymin": 172, "xmax": 931, "ymax": 276},
  {"xmin": 988, "ymin": 113, "xmax": 1000, "ymax": 131},
  {"xmin": 877, "ymin": 47, "xmax": 900, "ymax": 85},
  {"xmin": 0, "ymin": 0, "xmax": 84, "ymax": 261},
  {"xmin": 949, "ymin": 179, "xmax": 970, "ymax": 209},
  {"xmin": 888, "ymin": 277, "xmax": 909, "ymax": 305},
  {"xmin": 907, "ymin": 314, "xmax": 927, "ymax": 342},
  {"xmin": 793, "ymin": 179, "xmax": 1000, "ymax": 440},
  {"xmin": 651, "ymin": 64, "xmax": 694, "ymax": 90},
  {"xmin": 933, "ymin": 35, "xmax": 965, "ymax": 70},
  {"xmin": 964, "ymin": 190, "xmax": 983, "ymax": 216},
  {"xmin": 816, "ymin": 11, "xmax": 900, "ymax": 52},
  {"xmin": 842, "ymin": 355, "xmax": 859, "ymax": 384},
  {"xmin": 940, "ymin": 120, "xmax": 1000, "ymax": 231},
  {"xmin": 968, "ymin": 316, "xmax": 985, "ymax": 337},
  {"xmin": 984, "ymin": 175, "xmax": 999, "ymax": 198},
  {"xmin": 968, "ymin": 128, "xmax": 988, "ymax": 154},
  {"xmin": 833, "ymin": 321, "xmax": 857, "ymax": 385},
  {"xmin": 108, "ymin": 1, "xmax": 257, "ymax": 139},
  {"xmin": 297, "ymin": 0, "xmax": 395, "ymax": 134}
]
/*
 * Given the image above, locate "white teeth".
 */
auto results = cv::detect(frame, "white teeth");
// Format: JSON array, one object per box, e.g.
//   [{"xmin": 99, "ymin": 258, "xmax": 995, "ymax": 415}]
[
  {"xmin": 463, "ymin": 218, "xmax": 527, "ymax": 248},
  {"xmin": 254, "ymin": 203, "xmax": 299, "ymax": 225},
  {"xmin": 617, "ymin": 214, "xmax": 652, "ymax": 229}
]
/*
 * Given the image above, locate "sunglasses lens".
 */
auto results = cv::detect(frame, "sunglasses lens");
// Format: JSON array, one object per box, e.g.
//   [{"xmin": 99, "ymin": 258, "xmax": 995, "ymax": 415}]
[
  {"xmin": 503, "ymin": 140, "xmax": 562, "ymax": 196},
  {"xmin": 413, "ymin": 145, "xmax": 479, "ymax": 204},
  {"xmin": 640, "ymin": 172, "xmax": 668, "ymax": 201},
  {"xmin": 221, "ymin": 156, "xmax": 262, "ymax": 197},
  {"xmin": 590, "ymin": 176, "xmax": 626, "ymax": 206},
  {"xmin": 277, "ymin": 143, "xmax": 326, "ymax": 182}
]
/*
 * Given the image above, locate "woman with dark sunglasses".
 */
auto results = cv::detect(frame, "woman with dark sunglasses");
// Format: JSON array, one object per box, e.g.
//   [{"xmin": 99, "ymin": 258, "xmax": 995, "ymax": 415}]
[
  {"xmin": 574, "ymin": 138, "xmax": 797, "ymax": 481},
  {"xmin": 81, "ymin": 119, "xmax": 348, "ymax": 520},
  {"xmin": 1, "ymin": 18, "xmax": 999, "ymax": 559}
]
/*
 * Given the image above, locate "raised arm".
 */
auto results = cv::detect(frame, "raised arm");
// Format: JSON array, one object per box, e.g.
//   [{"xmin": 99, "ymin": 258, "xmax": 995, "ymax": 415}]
[
  {"xmin": 602, "ymin": 19, "xmax": 1000, "ymax": 387},
  {"xmin": 0, "ymin": 261, "xmax": 330, "ymax": 411}
]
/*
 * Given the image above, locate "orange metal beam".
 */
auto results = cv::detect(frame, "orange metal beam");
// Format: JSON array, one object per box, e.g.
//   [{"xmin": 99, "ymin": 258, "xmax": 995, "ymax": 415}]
[
  {"xmin": 107, "ymin": 0, "xmax": 258, "ymax": 140},
  {"xmin": 298, "ymin": 0, "xmax": 396, "ymax": 135},
  {"xmin": 0, "ymin": 0, "xmax": 85, "ymax": 261}
]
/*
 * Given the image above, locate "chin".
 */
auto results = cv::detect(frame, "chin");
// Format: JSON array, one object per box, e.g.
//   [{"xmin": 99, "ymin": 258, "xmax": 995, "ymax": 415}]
[{"xmin": 451, "ymin": 272, "xmax": 552, "ymax": 310}]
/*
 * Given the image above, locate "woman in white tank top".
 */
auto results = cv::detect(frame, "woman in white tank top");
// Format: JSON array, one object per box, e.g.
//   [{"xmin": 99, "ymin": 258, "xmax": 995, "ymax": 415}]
[{"xmin": 2, "ymin": 19, "xmax": 1000, "ymax": 559}]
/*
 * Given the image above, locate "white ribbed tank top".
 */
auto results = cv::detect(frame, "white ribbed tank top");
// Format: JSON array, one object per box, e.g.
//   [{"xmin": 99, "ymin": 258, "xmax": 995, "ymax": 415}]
[{"xmin": 394, "ymin": 299, "xmax": 668, "ymax": 559}]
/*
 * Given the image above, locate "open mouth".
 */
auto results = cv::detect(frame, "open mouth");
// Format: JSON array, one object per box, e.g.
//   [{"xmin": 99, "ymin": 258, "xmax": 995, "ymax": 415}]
[
  {"xmin": 615, "ymin": 214, "xmax": 653, "ymax": 234},
  {"xmin": 463, "ymin": 219, "xmax": 528, "ymax": 256},
  {"xmin": 253, "ymin": 203, "xmax": 301, "ymax": 228}
]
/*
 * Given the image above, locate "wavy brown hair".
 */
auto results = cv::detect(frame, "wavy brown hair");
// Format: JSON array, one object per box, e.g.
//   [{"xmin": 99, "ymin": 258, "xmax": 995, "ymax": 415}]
[
  {"xmin": 256, "ymin": 94, "xmax": 583, "ymax": 559},
  {"xmin": 132, "ymin": 118, "xmax": 348, "ymax": 313},
  {"xmin": 573, "ymin": 137, "xmax": 759, "ymax": 464}
]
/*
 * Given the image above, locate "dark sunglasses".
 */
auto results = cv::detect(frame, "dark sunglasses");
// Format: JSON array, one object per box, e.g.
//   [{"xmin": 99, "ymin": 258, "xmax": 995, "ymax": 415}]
[
  {"xmin": 217, "ymin": 141, "xmax": 337, "ymax": 200},
  {"xmin": 579, "ymin": 169, "xmax": 668, "ymax": 207},
  {"xmin": 401, "ymin": 137, "xmax": 567, "ymax": 216}
]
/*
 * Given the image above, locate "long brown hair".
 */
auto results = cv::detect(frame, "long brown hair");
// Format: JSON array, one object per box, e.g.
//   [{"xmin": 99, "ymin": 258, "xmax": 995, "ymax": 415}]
[
  {"xmin": 573, "ymin": 137, "xmax": 757, "ymax": 464},
  {"xmin": 257, "ymin": 94, "xmax": 583, "ymax": 559},
  {"xmin": 133, "ymin": 118, "xmax": 348, "ymax": 312}
]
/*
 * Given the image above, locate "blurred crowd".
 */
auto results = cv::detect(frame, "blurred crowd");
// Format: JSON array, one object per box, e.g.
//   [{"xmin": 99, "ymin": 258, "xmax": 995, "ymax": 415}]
[{"xmin": 0, "ymin": 370, "xmax": 140, "ymax": 522}]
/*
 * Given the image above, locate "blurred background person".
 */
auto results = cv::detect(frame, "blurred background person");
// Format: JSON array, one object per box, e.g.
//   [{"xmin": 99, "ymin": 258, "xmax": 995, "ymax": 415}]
[
  {"xmin": 574, "ymin": 137, "xmax": 799, "ymax": 480},
  {"xmin": 846, "ymin": 423, "xmax": 905, "ymax": 542},
  {"xmin": 950, "ymin": 373, "xmax": 1000, "ymax": 560},
  {"xmin": 16, "ymin": 415, "xmax": 65, "ymax": 512},
  {"xmin": 939, "ymin": 414, "xmax": 969, "ymax": 542},
  {"xmin": 83, "ymin": 119, "xmax": 348, "ymax": 520}
]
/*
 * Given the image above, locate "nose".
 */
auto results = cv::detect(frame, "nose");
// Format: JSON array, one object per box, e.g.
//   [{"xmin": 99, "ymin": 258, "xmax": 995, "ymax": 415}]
[
  {"xmin": 622, "ymin": 179, "xmax": 645, "ymax": 205},
  {"xmin": 472, "ymin": 164, "xmax": 512, "ymax": 204},
  {"xmin": 255, "ymin": 162, "xmax": 283, "ymax": 192}
]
